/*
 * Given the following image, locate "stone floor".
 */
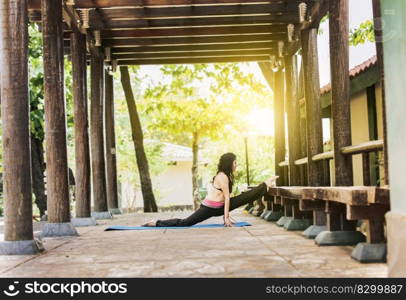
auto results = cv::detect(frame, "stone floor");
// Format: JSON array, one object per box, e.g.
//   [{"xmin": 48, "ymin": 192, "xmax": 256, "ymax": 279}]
[{"xmin": 0, "ymin": 210, "xmax": 387, "ymax": 277}]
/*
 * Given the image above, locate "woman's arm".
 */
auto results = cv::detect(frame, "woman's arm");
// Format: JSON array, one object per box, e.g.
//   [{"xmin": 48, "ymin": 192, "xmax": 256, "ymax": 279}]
[{"xmin": 217, "ymin": 173, "xmax": 233, "ymax": 226}]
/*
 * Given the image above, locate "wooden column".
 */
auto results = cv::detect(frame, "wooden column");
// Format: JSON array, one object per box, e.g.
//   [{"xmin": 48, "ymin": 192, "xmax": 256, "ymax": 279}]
[
  {"xmin": 301, "ymin": 28, "xmax": 324, "ymax": 187},
  {"xmin": 0, "ymin": 0, "xmax": 34, "ymax": 242},
  {"xmin": 284, "ymin": 55, "xmax": 301, "ymax": 186},
  {"xmin": 42, "ymin": 0, "xmax": 70, "ymax": 223},
  {"xmin": 70, "ymin": 31, "xmax": 91, "ymax": 218},
  {"xmin": 301, "ymin": 28, "xmax": 326, "ymax": 229},
  {"xmin": 274, "ymin": 69, "xmax": 286, "ymax": 186},
  {"xmin": 329, "ymin": 0, "xmax": 353, "ymax": 186},
  {"xmin": 372, "ymin": 0, "xmax": 389, "ymax": 185},
  {"xmin": 327, "ymin": 0, "xmax": 358, "ymax": 232},
  {"xmin": 90, "ymin": 51, "xmax": 108, "ymax": 213},
  {"xmin": 105, "ymin": 71, "xmax": 120, "ymax": 212}
]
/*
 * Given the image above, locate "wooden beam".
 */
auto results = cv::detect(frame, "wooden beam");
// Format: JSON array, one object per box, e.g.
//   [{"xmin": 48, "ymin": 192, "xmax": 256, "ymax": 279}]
[
  {"xmin": 274, "ymin": 69, "xmax": 287, "ymax": 186},
  {"xmin": 95, "ymin": 4, "xmax": 302, "ymax": 19},
  {"xmin": 102, "ymin": 34, "xmax": 286, "ymax": 47},
  {"xmin": 71, "ymin": 31, "xmax": 91, "ymax": 218},
  {"xmin": 329, "ymin": 0, "xmax": 353, "ymax": 186},
  {"xmin": 105, "ymin": 71, "xmax": 119, "ymax": 212},
  {"xmin": 285, "ymin": 54, "xmax": 301, "ymax": 186},
  {"xmin": 114, "ymin": 49, "xmax": 273, "ymax": 60},
  {"xmin": 85, "ymin": 25, "xmax": 287, "ymax": 39},
  {"xmin": 301, "ymin": 28, "xmax": 324, "ymax": 186},
  {"xmin": 42, "ymin": 0, "xmax": 71, "ymax": 224},
  {"xmin": 90, "ymin": 15, "xmax": 300, "ymax": 30},
  {"xmin": 372, "ymin": 0, "xmax": 389, "ymax": 185},
  {"xmin": 346, "ymin": 204, "xmax": 389, "ymax": 221},
  {"xmin": 112, "ymin": 42, "xmax": 276, "ymax": 53},
  {"xmin": 29, "ymin": 0, "xmax": 316, "ymax": 9},
  {"xmin": 64, "ymin": 35, "xmax": 284, "ymax": 47},
  {"xmin": 302, "ymin": 0, "xmax": 329, "ymax": 30},
  {"xmin": 90, "ymin": 52, "xmax": 108, "ymax": 212},
  {"xmin": 117, "ymin": 56, "xmax": 271, "ymax": 65},
  {"xmin": 0, "ymin": 0, "xmax": 34, "ymax": 242},
  {"xmin": 299, "ymin": 199, "xmax": 325, "ymax": 211}
]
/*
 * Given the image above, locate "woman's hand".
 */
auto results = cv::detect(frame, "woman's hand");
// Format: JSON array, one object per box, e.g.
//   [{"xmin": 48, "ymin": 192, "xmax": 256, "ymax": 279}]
[{"xmin": 223, "ymin": 216, "xmax": 235, "ymax": 227}]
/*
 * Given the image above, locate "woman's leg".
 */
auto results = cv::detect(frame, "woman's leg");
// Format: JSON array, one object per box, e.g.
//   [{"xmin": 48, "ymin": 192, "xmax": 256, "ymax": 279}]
[
  {"xmin": 229, "ymin": 182, "xmax": 267, "ymax": 211},
  {"xmin": 156, "ymin": 205, "xmax": 218, "ymax": 227}
]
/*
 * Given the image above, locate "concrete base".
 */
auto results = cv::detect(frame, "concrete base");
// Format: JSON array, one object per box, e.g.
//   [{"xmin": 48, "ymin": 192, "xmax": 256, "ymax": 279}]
[
  {"xmin": 72, "ymin": 217, "xmax": 97, "ymax": 227},
  {"xmin": 109, "ymin": 208, "xmax": 122, "ymax": 215},
  {"xmin": 259, "ymin": 210, "xmax": 269, "ymax": 219},
  {"xmin": 284, "ymin": 218, "xmax": 312, "ymax": 231},
  {"xmin": 386, "ymin": 211, "xmax": 406, "ymax": 277},
  {"xmin": 91, "ymin": 211, "xmax": 113, "ymax": 220},
  {"xmin": 302, "ymin": 225, "xmax": 327, "ymax": 239},
  {"xmin": 315, "ymin": 230, "xmax": 366, "ymax": 246},
  {"xmin": 351, "ymin": 243, "xmax": 387, "ymax": 263},
  {"xmin": 41, "ymin": 222, "xmax": 79, "ymax": 238},
  {"xmin": 265, "ymin": 211, "xmax": 283, "ymax": 222},
  {"xmin": 0, "ymin": 239, "xmax": 44, "ymax": 255},
  {"xmin": 276, "ymin": 216, "xmax": 292, "ymax": 227}
]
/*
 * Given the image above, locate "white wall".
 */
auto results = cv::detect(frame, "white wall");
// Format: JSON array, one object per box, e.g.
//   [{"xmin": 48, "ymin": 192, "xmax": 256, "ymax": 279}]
[{"xmin": 121, "ymin": 161, "xmax": 194, "ymax": 209}]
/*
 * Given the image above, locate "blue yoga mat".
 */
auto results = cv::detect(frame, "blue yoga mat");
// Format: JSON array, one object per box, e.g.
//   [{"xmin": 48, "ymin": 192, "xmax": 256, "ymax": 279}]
[{"xmin": 104, "ymin": 221, "xmax": 251, "ymax": 231}]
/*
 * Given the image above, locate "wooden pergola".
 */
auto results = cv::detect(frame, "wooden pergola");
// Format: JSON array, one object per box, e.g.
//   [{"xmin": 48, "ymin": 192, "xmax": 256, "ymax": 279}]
[
  {"xmin": 26, "ymin": 0, "xmax": 326, "ymax": 65},
  {"xmin": 1, "ymin": 0, "xmax": 405, "ymax": 277}
]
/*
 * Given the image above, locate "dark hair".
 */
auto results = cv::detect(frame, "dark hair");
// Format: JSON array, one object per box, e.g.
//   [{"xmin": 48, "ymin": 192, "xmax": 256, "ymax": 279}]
[{"xmin": 216, "ymin": 152, "xmax": 236, "ymax": 192}]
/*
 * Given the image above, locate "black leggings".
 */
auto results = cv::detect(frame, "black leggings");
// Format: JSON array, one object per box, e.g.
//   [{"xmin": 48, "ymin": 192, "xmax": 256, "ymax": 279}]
[{"xmin": 156, "ymin": 182, "xmax": 267, "ymax": 227}]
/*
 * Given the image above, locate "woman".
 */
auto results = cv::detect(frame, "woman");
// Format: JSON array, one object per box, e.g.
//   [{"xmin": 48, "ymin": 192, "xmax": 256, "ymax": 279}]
[{"xmin": 142, "ymin": 152, "xmax": 278, "ymax": 227}]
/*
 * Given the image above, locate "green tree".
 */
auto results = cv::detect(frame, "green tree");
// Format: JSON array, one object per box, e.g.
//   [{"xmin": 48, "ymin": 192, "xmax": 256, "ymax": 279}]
[
  {"xmin": 26, "ymin": 23, "xmax": 75, "ymax": 217},
  {"xmin": 349, "ymin": 20, "xmax": 375, "ymax": 46},
  {"xmin": 144, "ymin": 63, "xmax": 270, "ymax": 209}
]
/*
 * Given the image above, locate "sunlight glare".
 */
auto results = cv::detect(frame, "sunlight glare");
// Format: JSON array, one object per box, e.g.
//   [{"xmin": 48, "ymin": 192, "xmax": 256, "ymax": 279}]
[{"xmin": 244, "ymin": 108, "xmax": 274, "ymax": 137}]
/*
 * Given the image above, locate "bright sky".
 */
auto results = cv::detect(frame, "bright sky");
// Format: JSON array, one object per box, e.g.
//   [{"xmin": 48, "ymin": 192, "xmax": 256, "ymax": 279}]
[{"xmin": 138, "ymin": 0, "xmax": 376, "ymax": 138}]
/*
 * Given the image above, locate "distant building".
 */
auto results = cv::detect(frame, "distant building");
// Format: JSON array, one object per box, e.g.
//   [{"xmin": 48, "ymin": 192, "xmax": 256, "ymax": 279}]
[
  {"xmin": 120, "ymin": 142, "xmax": 208, "ymax": 212},
  {"xmin": 319, "ymin": 55, "xmax": 384, "ymax": 186}
]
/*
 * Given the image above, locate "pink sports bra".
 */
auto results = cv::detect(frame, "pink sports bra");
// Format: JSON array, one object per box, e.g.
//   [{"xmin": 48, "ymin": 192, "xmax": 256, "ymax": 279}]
[{"xmin": 202, "ymin": 198, "xmax": 224, "ymax": 208}]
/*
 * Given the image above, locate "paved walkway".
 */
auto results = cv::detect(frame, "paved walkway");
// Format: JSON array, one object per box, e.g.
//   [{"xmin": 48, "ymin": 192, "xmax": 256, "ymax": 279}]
[{"xmin": 0, "ymin": 210, "xmax": 387, "ymax": 277}]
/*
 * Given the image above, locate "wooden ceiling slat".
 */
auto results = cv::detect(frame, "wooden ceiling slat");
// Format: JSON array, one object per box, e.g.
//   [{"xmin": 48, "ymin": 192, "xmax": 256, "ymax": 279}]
[
  {"xmin": 111, "ymin": 42, "xmax": 275, "ymax": 53},
  {"xmin": 97, "ymin": 4, "xmax": 300, "ymax": 20},
  {"xmin": 117, "ymin": 55, "xmax": 271, "ymax": 65},
  {"xmin": 113, "ymin": 49, "xmax": 272, "ymax": 59},
  {"xmin": 91, "ymin": 25, "xmax": 286, "ymax": 39},
  {"xmin": 101, "ymin": 34, "xmax": 285, "ymax": 47},
  {"xmin": 96, "ymin": 15, "xmax": 297, "ymax": 29},
  {"xmin": 29, "ymin": 0, "xmax": 313, "ymax": 10}
]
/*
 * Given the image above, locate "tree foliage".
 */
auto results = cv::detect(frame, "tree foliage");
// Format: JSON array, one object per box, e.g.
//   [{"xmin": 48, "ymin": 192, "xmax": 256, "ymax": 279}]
[{"xmin": 349, "ymin": 20, "xmax": 375, "ymax": 46}]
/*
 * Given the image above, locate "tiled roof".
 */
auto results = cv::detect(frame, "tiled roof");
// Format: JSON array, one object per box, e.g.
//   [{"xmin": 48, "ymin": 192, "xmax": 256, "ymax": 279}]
[{"xmin": 320, "ymin": 55, "xmax": 378, "ymax": 95}]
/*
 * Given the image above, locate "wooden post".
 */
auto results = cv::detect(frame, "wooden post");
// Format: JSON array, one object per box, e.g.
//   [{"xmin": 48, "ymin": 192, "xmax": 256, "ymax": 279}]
[
  {"xmin": 301, "ymin": 28, "xmax": 324, "ymax": 187},
  {"xmin": 105, "ymin": 71, "xmax": 120, "ymax": 213},
  {"xmin": 274, "ymin": 69, "xmax": 286, "ymax": 186},
  {"xmin": 372, "ymin": 0, "xmax": 389, "ymax": 185},
  {"xmin": 41, "ymin": 0, "xmax": 74, "ymax": 232},
  {"xmin": 284, "ymin": 55, "xmax": 301, "ymax": 186},
  {"xmin": 0, "ymin": 0, "xmax": 42, "ymax": 254},
  {"xmin": 90, "ymin": 50, "xmax": 110, "ymax": 218},
  {"xmin": 70, "ymin": 31, "xmax": 92, "ymax": 220},
  {"xmin": 300, "ymin": 28, "xmax": 327, "ymax": 233},
  {"xmin": 317, "ymin": 0, "xmax": 360, "ymax": 239},
  {"xmin": 329, "ymin": 0, "xmax": 353, "ymax": 186}
]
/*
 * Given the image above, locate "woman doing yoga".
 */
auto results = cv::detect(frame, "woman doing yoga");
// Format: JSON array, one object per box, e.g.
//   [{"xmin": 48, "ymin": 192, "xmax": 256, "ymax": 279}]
[{"xmin": 142, "ymin": 152, "xmax": 278, "ymax": 227}]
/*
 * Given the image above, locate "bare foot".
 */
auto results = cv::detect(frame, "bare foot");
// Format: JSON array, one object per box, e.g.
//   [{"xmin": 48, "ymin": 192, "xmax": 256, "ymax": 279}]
[
  {"xmin": 142, "ymin": 220, "xmax": 157, "ymax": 227},
  {"xmin": 265, "ymin": 176, "xmax": 279, "ymax": 188}
]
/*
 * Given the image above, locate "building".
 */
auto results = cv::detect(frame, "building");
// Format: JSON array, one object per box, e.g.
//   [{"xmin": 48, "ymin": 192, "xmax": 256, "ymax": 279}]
[{"xmin": 121, "ymin": 142, "xmax": 208, "ymax": 212}]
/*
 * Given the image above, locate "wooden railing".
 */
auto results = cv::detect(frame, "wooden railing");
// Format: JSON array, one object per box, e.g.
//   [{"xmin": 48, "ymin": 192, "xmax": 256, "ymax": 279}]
[
  {"xmin": 279, "ymin": 140, "xmax": 384, "ymax": 167},
  {"xmin": 278, "ymin": 139, "xmax": 384, "ymax": 186}
]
